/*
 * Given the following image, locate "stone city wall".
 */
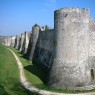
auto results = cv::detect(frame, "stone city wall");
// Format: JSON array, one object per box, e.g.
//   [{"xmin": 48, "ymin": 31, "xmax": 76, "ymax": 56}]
[
  {"xmin": 2, "ymin": 7, "xmax": 95, "ymax": 90},
  {"xmin": 21, "ymin": 32, "xmax": 31, "ymax": 54},
  {"xmin": 4, "ymin": 37, "xmax": 12, "ymax": 46},
  {"xmin": 32, "ymin": 28, "xmax": 54, "ymax": 69},
  {"xmin": 19, "ymin": 33, "xmax": 25, "ymax": 52},
  {"xmin": 14, "ymin": 35, "xmax": 20, "ymax": 49},
  {"xmin": 10, "ymin": 36, "xmax": 16, "ymax": 47}
]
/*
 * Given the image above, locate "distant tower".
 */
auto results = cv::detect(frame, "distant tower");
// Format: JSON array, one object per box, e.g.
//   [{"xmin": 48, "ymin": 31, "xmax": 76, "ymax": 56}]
[
  {"xmin": 11, "ymin": 36, "xmax": 16, "ymax": 47},
  {"xmin": 23, "ymin": 32, "xmax": 31, "ymax": 54},
  {"xmin": 4, "ymin": 37, "xmax": 11, "ymax": 46},
  {"xmin": 19, "ymin": 33, "xmax": 25, "ymax": 52},
  {"xmin": 48, "ymin": 8, "xmax": 91, "ymax": 89},
  {"xmin": 15, "ymin": 35, "xmax": 20, "ymax": 49},
  {"xmin": 29, "ymin": 26, "xmax": 40, "ymax": 60}
]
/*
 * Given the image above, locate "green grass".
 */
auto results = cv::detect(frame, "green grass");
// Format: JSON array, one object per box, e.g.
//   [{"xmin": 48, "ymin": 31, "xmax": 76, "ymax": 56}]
[
  {"xmin": 10, "ymin": 47, "xmax": 95, "ymax": 94},
  {"xmin": 11, "ymin": 48, "xmax": 47, "ymax": 88},
  {"xmin": 0, "ymin": 44, "xmax": 40, "ymax": 95}
]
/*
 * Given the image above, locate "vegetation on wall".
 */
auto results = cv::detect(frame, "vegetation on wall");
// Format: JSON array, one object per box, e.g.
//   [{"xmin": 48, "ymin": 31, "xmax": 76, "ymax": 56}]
[
  {"xmin": 53, "ymin": 39, "xmax": 57, "ymax": 46},
  {"xmin": 34, "ymin": 24, "xmax": 40, "ymax": 27},
  {"xmin": 45, "ymin": 25, "xmax": 49, "ymax": 31}
]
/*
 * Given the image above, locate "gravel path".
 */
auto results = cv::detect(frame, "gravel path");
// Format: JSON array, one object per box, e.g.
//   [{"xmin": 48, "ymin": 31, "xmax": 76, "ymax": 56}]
[{"xmin": 8, "ymin": 48, "xmax": 95, "ymax": 95}]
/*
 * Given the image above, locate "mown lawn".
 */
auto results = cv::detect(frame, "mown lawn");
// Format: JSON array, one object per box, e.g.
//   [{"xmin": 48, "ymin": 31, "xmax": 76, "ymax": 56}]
[
  {"xmin": 11, "ymin": 47, "xmax": 95, "ymax": 94},
  {"xmin": 0, "ymin": 44, "xmax": 40, "ymax": 95}
]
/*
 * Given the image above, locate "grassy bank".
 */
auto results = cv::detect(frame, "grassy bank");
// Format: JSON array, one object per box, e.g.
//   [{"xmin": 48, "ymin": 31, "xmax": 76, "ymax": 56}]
[
  {"xmin": 10, "ymin": 47, "xmax": 95, "ymax": 94},
  {"xmin": 11, "ymin": 48, "xmax": 47, "ymax": 89},
  {"xmin": 0, "ymin": 44, "xmax": 40, "ymax": 95}
]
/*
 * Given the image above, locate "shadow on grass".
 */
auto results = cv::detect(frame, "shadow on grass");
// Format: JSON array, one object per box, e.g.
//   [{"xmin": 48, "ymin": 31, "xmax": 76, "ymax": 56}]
[
  {"xmin": 22, "ymin": 53, "xmax": 29, "ymax": 60},
  {"xmin": 17, "ymin": 51, "xmax": 29, "ymax": 60},
  {"xmin": 24, "ymin": 63, "xmax": 47, "ymax": 83},
  {"xmin": 16, "ymin": 50, "xmax": 48, "ymax": 83}
]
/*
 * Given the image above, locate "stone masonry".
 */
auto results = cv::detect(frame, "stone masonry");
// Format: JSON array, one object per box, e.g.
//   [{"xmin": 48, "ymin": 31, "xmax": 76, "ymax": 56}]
[
  {"xmin": 19, "ymin": 33, "xmax": 25, "ymax": 52},
  {"xmin": 21, "ymin": 32, "xmax": 31, "ymax": 54},
  {"xmin": 14, "ymin": 35, "xmax": 20, "ymax": 49},
  {"xmin": 10, "ymin": 36, "xmax": 16, "ymax": 47},
  {"xmin": 48, "ymin": 8, "xmax": 94, "ymax": 89},
  {"xmin": 29, "ymin": 26, "xmax": 40, "ymax": 60}
]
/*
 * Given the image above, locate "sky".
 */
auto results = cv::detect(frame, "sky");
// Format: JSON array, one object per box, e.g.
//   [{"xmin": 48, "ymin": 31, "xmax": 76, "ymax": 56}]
[{"xmin": 0, "ymin": 0, "xmax": 95, "ymax": 36}]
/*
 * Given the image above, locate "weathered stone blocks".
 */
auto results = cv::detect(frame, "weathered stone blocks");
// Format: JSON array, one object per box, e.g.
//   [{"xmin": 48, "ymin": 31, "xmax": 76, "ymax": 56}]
[
  {"xmin": 32, "ymin": 29, "xmax": 54, "ymax": 69},
  {"xmin": 48, "ymin": 8, "xmax": 91, "ymax": 89},
  {"xmin": 10, "ymin": 36, "xmax": 16, "ymax": 47},
  {"xmin": 4, "ymin": 37, "xmax": 12, "ymax": 46},
  {"xmin": 29, "ymin": 26, "xmax": 40, "ymax": 60},
  {"xmin": 21, "ymin": 32, "xmax": 31, "ymax": 54},
  {"xmin": 19, "ymin": 33, "xmax": 25, "ymax": 52},
  {"xmin": 14, "ymin": 35, "xmax": 20, "ymax": 49}
]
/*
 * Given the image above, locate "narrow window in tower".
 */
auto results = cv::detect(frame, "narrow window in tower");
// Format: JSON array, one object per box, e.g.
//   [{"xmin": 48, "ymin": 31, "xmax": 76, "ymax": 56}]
[
  {"xmin": 65, "ymin": 14, "xmax": 68, "ymax": 17},
  {"xmin": 91, "ymin": 69, "xmax": 94, "ymax": 80}
]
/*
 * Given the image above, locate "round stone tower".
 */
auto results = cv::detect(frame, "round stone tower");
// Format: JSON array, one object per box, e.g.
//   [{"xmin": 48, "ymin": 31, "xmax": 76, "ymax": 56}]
[
  {"xmin": 19, "ymin": 33, "xmax": 25, "ymax": 52},
  {"xmin": 23, "ymin": 32, "xmax": 31, "ymax": 54},
  {"xmin": 11, "ymin": 36, "xmax": 16, "ymax": 48},
  {"xmin": 29, "ymin": 26, "xmax": 40, "ymax": 60},
  {"xmin": 15, "ymin": 35, "xmax": 20, "ymax": 49},
  {"xmin": 48, "ymin": 8, "xmax": 91, "ymax": 89}
]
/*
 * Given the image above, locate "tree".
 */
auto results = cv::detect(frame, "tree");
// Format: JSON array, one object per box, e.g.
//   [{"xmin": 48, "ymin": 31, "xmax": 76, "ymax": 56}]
[
  {"xmin": 45, "ymin": 25, "xmax": 49, "ymax": 31},
  {"xmin": 34, "ymin": 24, "xmax": 39, "ymax": 27}
]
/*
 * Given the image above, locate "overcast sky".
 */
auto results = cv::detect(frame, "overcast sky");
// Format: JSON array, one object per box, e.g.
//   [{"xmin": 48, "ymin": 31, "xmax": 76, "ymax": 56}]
[{"xmin": 0, "ymin": 0, "xmax": 95, "ymax": 36}]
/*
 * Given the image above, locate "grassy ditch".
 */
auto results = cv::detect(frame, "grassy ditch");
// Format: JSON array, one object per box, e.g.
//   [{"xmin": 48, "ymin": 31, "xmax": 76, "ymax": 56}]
[
  {"xmin": 0, "ymin": 44, "xmax": 40, "ymax": 95},
  {"xmin": 11, "ymin": 47, "xmax": 95, "ymax": 94}
]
